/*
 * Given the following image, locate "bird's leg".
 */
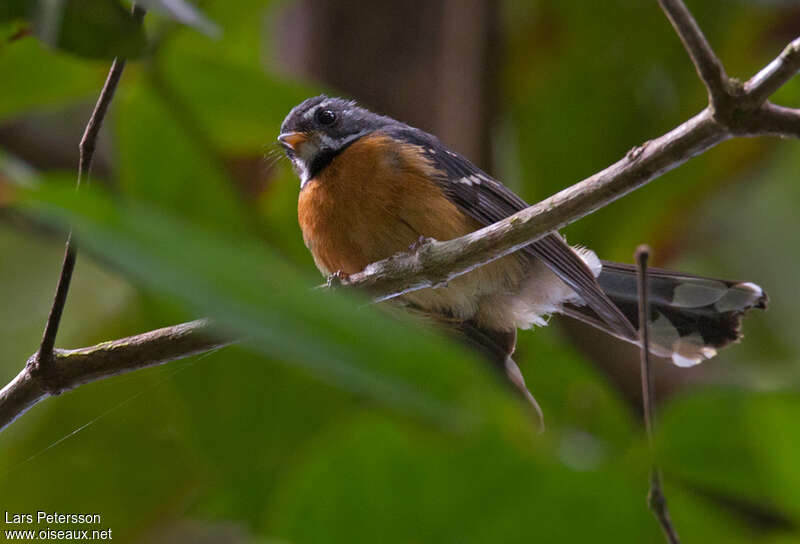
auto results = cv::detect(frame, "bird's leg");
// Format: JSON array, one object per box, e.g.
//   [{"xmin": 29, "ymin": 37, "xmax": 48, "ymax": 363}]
[
  {"xmin": 326, "ymin": 269, "xmax": 351, "ymax": 288},
  {"xmin": 408, "ymin": 235, "xmax": 434, "ymax": 253}
]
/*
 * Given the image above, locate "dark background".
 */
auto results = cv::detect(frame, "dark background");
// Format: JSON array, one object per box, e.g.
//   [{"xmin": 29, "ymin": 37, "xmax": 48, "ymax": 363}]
[{"xmin": 1, "ymin": 0, "xmax": 800, "ymax": 542}]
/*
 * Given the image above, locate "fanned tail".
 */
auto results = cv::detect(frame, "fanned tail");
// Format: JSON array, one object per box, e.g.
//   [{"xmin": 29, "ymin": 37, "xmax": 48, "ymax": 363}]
[{"xmin": 563, "ymin": 261, "xmax": 767, "ymax": 367}]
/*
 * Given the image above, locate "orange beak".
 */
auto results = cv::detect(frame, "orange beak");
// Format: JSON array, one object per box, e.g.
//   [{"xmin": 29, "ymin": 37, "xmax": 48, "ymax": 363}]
[{"xmin": 278, "ymin": 131, "xmax": 308, "ymax": 151}]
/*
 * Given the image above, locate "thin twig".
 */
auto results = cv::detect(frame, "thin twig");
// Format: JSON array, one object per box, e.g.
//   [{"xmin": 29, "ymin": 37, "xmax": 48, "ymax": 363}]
[
  {"xmin": 35, "ymin": 4, "xmax": 146, "ymax": 374},
  {"xmin": 649, "ymin": 470, "xmax": 679, "ymax": 544},
  {"xmin": 635, "ymin": 247, "xmax": 655, "ymax": 442},
  {"xmin": 657, "ymin": 0, "xmax": 731, "ymax": 110},
  {"xmin": 744, "ymin": 37, "xmax": 800, "ymax": 107},
  {"xmin": 751, "ymin": 103, "xmax": 800, "ymax": 139},
  {"xmin": 636, "ymin": 246, "xmax": 679, "ymax": 544},
  {"xmin": 1, "ymin": 320, "xmax": 225, "ymax": 432}
]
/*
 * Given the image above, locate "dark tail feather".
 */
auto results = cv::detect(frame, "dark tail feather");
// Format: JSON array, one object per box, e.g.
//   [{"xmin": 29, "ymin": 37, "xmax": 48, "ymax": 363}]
[
  {"xmin": 563, "ymin": 261, "xmax": 768, "ymax": 367},
  {"xmin": 456, "ymin": 320, "xmax": 544, "ymax": 430}
]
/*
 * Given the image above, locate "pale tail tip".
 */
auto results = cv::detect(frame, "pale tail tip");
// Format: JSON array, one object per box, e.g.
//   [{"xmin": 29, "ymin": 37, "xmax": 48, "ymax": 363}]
[
  {"xmin": 671, "ymin": 346, "xmax": 717, "ymax": 367},
  {"xmin": 671, "ymin": 352, "xmax": 702, "ymax": 368},
  {"xmin": 737, "ymin": 282, "xmax": 762, "ymax": 295},
  {"xmin": 715, "ymin": 281, "xmax": 767, "ymax": 312}
]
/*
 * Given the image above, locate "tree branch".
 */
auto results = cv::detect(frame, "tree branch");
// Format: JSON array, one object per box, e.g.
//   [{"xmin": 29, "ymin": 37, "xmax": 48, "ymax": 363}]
[
  {"xmin": 731, "ymin": 101, "xmax": 800, "ymax": 139},
  {"xmin": 657, "ymin": 0, "xmax": 730, "ymax": 110},
  {"xmin": 1, "ymin": 320, "xmax": 225, "ymax": 432},
  {"xmin": 35, "ymin": 4, "xmax": 146, "ymax": 375},
  {"xmin": 1, "ymin": 2, "xmax": 799, "ymax": 434},
  {"xmin": 744, "ymin": 37, "xmax": 800, "ymax": 107}
]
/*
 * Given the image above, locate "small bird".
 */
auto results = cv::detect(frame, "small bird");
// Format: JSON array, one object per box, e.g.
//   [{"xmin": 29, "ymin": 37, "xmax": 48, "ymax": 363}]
[{"xmin": 278, "ymin": 95, "xmax": 766, "ymax": 401}]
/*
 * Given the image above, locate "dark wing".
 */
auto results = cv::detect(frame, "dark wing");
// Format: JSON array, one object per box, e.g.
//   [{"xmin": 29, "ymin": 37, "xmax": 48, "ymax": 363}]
[{"xmin": 383, "ymin": 125, "xmax": 636, "ymax": 339}]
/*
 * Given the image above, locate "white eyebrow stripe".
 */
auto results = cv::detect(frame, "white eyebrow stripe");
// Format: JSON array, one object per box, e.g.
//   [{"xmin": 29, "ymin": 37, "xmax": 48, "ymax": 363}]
[{"xmin": 303, "ymin": 99, "xmax": 331, "ymax": 120}]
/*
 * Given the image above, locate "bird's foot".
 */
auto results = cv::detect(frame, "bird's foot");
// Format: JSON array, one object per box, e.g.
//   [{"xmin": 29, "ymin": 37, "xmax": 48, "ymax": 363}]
[
  {"xmin": 326, "ymin": 270, "xmax": 350, "ymax": 288},
  {"xmin": 408, "ymin": 235, "xmax": 434, "ymax": 253}
]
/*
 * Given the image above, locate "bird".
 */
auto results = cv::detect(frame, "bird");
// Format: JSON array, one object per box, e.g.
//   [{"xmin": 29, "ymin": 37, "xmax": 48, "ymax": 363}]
[{"xmin": 278, "ymin": 95, "xmax": 767, "ymax": 407}]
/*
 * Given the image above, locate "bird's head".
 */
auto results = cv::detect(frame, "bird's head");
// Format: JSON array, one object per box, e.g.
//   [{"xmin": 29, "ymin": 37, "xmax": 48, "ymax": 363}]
[{"xmin": 278, "ymin": 95, "xmax": 392, "ymax": 186}]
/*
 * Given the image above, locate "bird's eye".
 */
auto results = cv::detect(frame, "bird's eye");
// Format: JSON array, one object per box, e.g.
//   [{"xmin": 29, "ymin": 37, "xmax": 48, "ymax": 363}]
[{"xmin": 315, "ymin": 108, "xmax": 336, "ymax": 125}]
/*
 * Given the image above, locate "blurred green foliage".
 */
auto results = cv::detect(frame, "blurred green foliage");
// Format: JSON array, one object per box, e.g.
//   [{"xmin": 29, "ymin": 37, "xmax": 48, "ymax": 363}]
[
  {"xmin": 0, "ymin": 1, "xmax": 799, "ymax": 542},
  {"xmin": 1, "ymin": 0, "xmax": 146, "ymax": 59}
]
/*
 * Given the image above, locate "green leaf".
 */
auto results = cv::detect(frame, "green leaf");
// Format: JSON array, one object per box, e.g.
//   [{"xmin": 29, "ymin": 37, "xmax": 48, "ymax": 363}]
[
  {"xmin": 658, "ymin": 390, "xmax": 800, "ymax": 522},
  {"xmin": 267, "ymin": 415, "xmax": 657, "ymax": 543},
  {"xmin": 0, "ymin": 37, "xmax": 102, "ymax": 121},
  {"xmin": 133, "ymin": 0, "xmax": 219, "ymax": 37},
  {"xmin": 20, "ymin": 181, "xmax": 532, "ymax": 433},
  {"xmin": 34, "ymin": 0, "xmax": 146, "ymax": 59},
  {"xmin": 150, "ymin": 0, "xmax": 313, "ymax": 154},
  {"xmin": 114, "ymin": 81, "xmax": 249, "ymax": 231},
  {"xmin": 156, "ymin": 51, "xmax": 314, "ymax": 154}
]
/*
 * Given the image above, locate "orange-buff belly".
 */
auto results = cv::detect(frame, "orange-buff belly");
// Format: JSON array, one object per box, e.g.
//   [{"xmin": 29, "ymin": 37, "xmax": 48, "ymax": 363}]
[{"xmin": 297, "ymin": 133, "xmax": 525, "ymax": 324}]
